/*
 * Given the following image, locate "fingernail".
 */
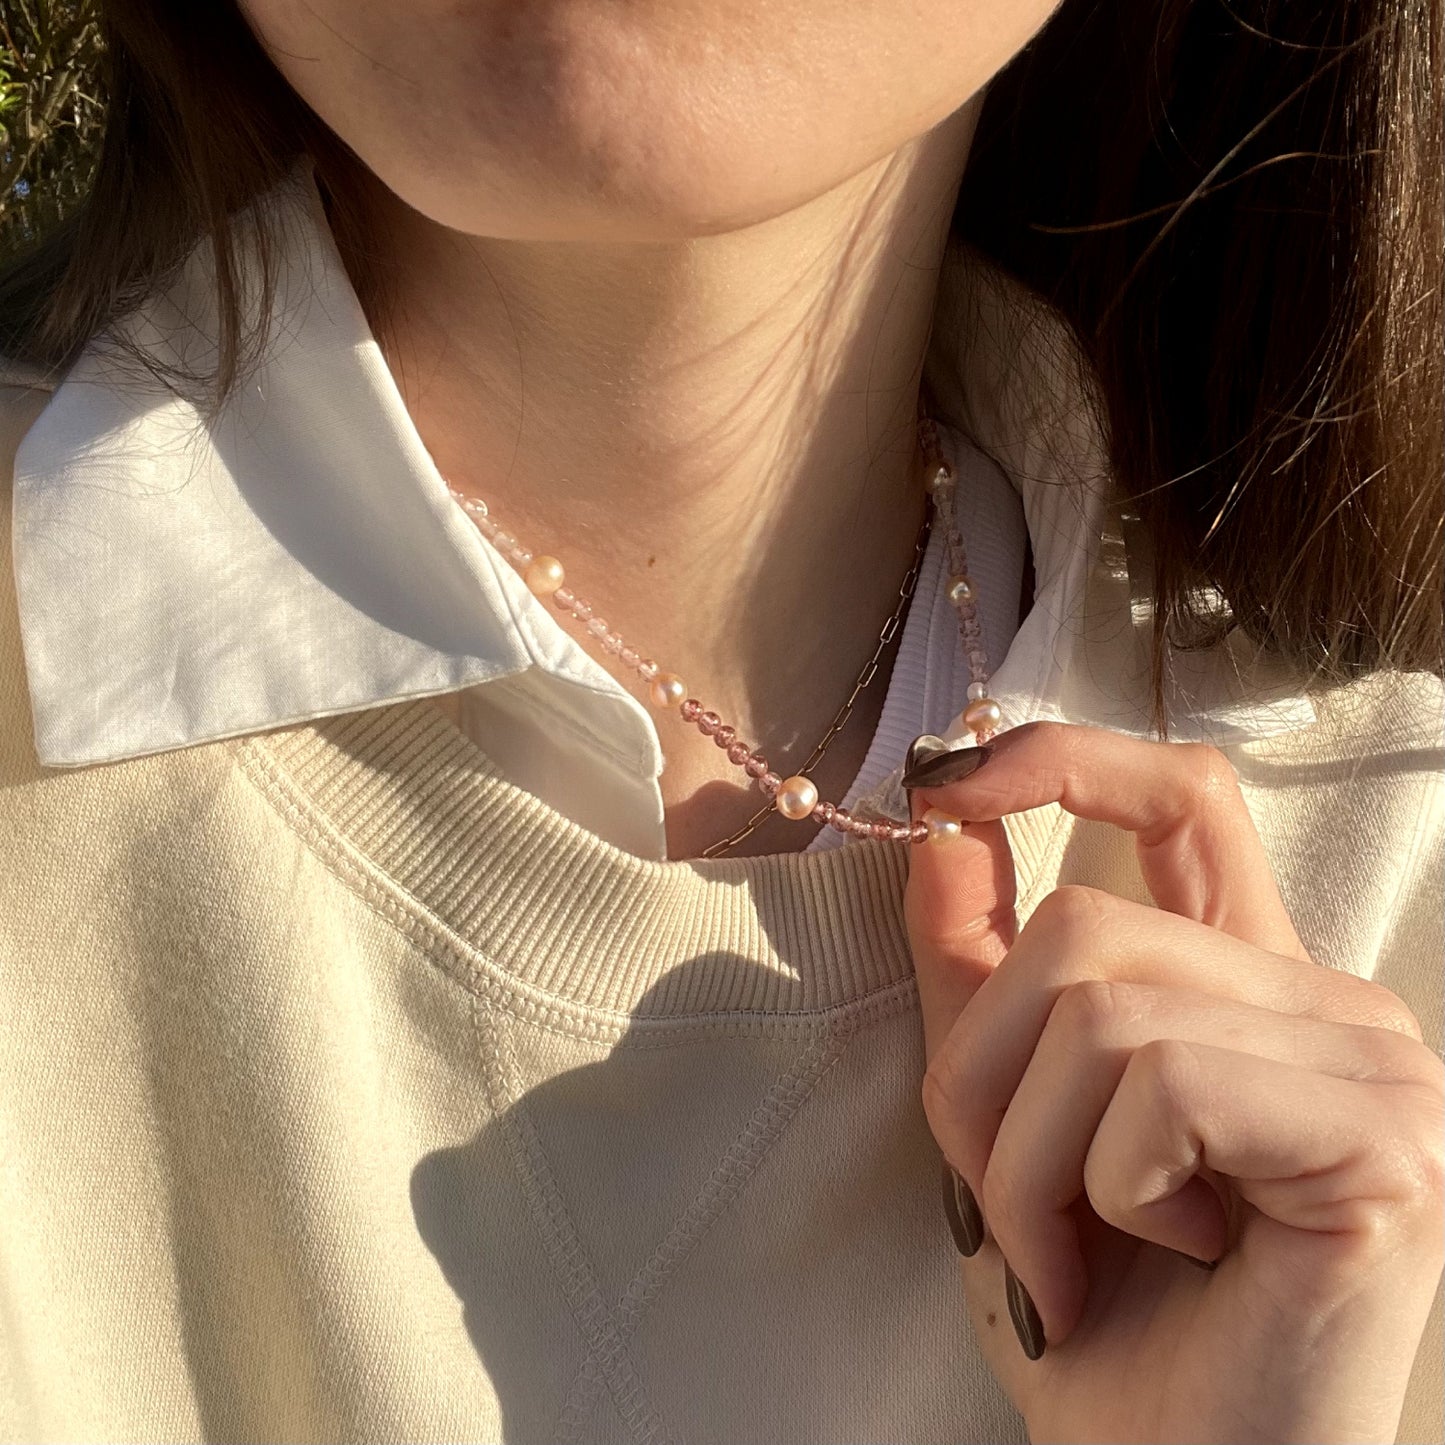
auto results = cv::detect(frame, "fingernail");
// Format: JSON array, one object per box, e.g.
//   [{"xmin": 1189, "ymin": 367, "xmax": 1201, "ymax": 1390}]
[
  {"xmin": 905, "ymin": 734, "xmax": 952, "ymax": 775},
  {"xmin": 1003, "ymin": 1258, "xmax": 1046, "ymax": 1360},
  {"xmin": 940, "ymin": 1162, "xmax": 984, "ymax": 1257},
  {"xmin": 901, "ymin": 742, "xmax": 994, "ymax": 791}
]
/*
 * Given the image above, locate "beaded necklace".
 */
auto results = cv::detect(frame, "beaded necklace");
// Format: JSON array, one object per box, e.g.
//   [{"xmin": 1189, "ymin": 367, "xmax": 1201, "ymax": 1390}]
[{"xmin": 444, "ymin": 410, "xmax": 1001, "ymax": 854}]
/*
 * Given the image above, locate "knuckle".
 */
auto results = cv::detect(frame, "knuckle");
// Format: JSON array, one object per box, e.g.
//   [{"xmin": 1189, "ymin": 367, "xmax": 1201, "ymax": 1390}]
[
  {"xmin": 1128, "ymin": 1036, "xmax": 1201, "ymax": 1115},
  {"xmin": 1030, "ymin": 883, "xmax": 1121, "ymax": 945},
  {"xmin": 1363, "ymin": 1026, "xmax": 1439, "ymax": 1085},
  {"xmin": 1082, "ymin": 1143, "xmax": 1124, "ymax": 1219},
  {"xmin": 1330, "ymin": 971, "xmax": 1426, "ymax": 1041},
  {"xmin": 1050, "ymin": 978, "xmax": 1145, "ymax": 1048},
  {"xmin": 1399, "ymin": 1085, "xmax": 1445, "ymax": 1210},
  {"xmin": 1333, "ymin": 1092, "xmax": 1445, "ymax": 1261},
  {"xmin": 1331, "ymin": 1198, "xmax": 1399, "ymax": 1263},
  {"xmin": 1378, "ymin": 995, "xmax": 1426, "ymax": 1044},
  {"xmin": 1181, "ymin": 741, "xmax": 1241, "ymax": 812}
]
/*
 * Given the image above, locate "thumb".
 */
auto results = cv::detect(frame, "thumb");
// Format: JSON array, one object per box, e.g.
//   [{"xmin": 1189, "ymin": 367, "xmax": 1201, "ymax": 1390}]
[{"xmin": 904, "ymin": 757, "xmax": 1019, "ymax": 1064}]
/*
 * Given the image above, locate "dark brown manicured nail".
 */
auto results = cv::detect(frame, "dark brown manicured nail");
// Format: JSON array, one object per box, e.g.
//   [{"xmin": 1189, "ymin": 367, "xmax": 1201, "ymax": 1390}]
[
  {"xmin": 1003, "ymin": 1258, "xmax": 1045, "ymax": 1360},
  {"xmin": 901, "ymin": 742, "xmax": 994, "ymax": 791},
  {"xmin": 905, "ymin": 734, "xmax": 952, "ymax": 775},
  {"xmin": 940, "ymin": 1162, "xmax": 984, "ymax": 1257}
]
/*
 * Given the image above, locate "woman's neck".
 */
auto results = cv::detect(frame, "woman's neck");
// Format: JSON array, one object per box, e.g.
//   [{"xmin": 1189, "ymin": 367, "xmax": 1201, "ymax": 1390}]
[{"xmin": 345, "ymin": 96, "xmax": 982, "ymax": 856}]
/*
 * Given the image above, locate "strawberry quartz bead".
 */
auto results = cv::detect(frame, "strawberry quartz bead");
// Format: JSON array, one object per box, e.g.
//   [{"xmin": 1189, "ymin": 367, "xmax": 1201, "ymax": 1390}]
[
  {"xmin": 714, "ymin": 724, "xmax": 737, "ymax": 748},
  {"xmin": 698, "ymin": 710, "xmax": 722, "ymax": 736},
  {"xmin": 745, "ymin": 751, "xmax": 770, "ymax": 779},
  {"xmin": 680, "ymin": 698, "xmax": 703, "ymax": 722},
  {"xmin": 726, "ymin": 740, "xmax": 752, "ymax": 766}
]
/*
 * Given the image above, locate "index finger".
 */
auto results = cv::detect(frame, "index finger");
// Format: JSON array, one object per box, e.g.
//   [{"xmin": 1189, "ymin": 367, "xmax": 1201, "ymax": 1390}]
[{"xmin": 910, "ymin": 720, "xmax": 1306, "ymax": 961}]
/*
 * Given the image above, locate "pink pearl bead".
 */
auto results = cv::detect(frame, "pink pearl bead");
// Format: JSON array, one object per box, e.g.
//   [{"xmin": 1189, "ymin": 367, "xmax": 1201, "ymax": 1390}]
[
  {"xmin": 680, "ymin": 698, "xmax": 702, "ymax": 722},
  {"xmin": 524, "ymin": 555, "xmax": 565, "ymax": 596},
  {"xmin": 923, "ymin": 806, "xmax": 963, "ymax": 843},
  {"xmin": 966, "ymin": 681, "xmax": 988, "ymax": 701},
  {"xmin": 946, "ymin": 574, "xmax": 975, "ymax": 606},
  {"xmin": 963, "ymin": 697, "xmax": 1003, "ymax": 732},
  {"xmin": 714, "ymin": 724, "xmax": 736, "ymax": 748},
  {"xmin": 745, "ymin": 752, "xmax": 770, "ymax": 779},
  {"xmin": 775, "ymin": 774, "xmax": 819, "ymax": 821},
  {"xmin": 726, "ymin": 740, "xmax": 751, "ymax": 766},
  {"xmin": 649, "ymin": 674, "xmax": 687, "ymax": 709},
  {"xmin": 698, "ymin": 710, "xmax": 721, "ymax": 736}
]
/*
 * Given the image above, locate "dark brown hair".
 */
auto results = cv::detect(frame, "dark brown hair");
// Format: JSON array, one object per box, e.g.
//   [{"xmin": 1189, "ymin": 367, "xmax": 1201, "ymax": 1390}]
[{"xmin": 2, "ymin": 0, "xmax": 1440, "ymax": 732}]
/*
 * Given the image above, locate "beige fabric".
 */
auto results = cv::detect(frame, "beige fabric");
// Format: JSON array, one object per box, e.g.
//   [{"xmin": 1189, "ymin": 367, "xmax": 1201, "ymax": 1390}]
[{"xmin": 3, "ymin": 356, "xmax": 1443, "ymax": 1443}]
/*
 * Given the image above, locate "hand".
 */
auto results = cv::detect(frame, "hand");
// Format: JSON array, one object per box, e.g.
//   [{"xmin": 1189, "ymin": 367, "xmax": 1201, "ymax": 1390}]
[{"xmin": 902, "ymin": 721, "xmax": 1444, "ymax": 1445}]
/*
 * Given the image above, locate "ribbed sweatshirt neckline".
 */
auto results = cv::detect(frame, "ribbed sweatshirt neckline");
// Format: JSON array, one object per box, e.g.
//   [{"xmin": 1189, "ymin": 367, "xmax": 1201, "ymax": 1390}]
[{"xmin": 237, "ymin": 701, "xmax": 1067, "ymax": 1020}]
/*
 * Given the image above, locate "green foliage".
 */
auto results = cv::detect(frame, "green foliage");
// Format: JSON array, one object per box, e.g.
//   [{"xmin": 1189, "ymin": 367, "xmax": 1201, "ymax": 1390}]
[{"xmin": 0, "ymin": 0, "xmax": 106, "ymax": 262}]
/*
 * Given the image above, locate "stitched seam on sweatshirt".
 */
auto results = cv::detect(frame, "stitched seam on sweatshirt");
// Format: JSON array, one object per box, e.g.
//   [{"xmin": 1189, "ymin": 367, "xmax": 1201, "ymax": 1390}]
[
  {"xmin": 233, "ymin": 737, "xmax": 922, "ymax": 1042},
  {"xmin": 473, "ymin": 996, "xmax": 674, "ymax": 1445},
  {"xmin": 551, "ymin": 1019, "xmax": 856, "ymax": 1442}
]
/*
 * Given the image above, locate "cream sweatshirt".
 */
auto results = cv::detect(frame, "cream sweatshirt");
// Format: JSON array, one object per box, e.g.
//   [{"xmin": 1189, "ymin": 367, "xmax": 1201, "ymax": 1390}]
[{"xmin": 2, "ymin": 262, "xmax": 1442, "ymax": 1442}]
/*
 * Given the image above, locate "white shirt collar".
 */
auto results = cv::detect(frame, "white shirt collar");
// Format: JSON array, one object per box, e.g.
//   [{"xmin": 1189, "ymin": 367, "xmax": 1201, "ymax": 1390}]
[{"xmin": 9, "ymin": 156, "xmax": 1317, "ymax": 841}]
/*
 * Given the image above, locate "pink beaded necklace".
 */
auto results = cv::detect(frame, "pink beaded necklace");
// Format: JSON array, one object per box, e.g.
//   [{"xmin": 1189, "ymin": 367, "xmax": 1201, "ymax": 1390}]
[{"xmin": 444, "ymin": 410, "xmax": 1002, "ymax": 854}]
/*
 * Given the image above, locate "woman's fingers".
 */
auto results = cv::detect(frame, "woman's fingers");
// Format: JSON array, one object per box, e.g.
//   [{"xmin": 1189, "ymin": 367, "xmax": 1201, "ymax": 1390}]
[
  {"xmin": 903, "ymin": 805, "xmax": 1017, "ymax": 1061},
  {"xmin": 922, "ymin": 887, "xmax": 1423, "ymax": 1195},
  {"xmin": 979, "ymin": 977, "xmax": 1433, "ymax": 1340},
  {"xmin": 907, "ymin": 720, "xmax": 1307, "ymax": 961},
  {"xmin": 1084, "ymin": 1040, "xmax": 1445, "ymax": 1298}
]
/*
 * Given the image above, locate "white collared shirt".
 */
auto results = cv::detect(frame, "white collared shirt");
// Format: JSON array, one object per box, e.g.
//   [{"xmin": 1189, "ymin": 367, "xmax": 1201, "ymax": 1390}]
[{"xmin": 6, "ymin": 158, "xmax": 1319, "ymax": 861}]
